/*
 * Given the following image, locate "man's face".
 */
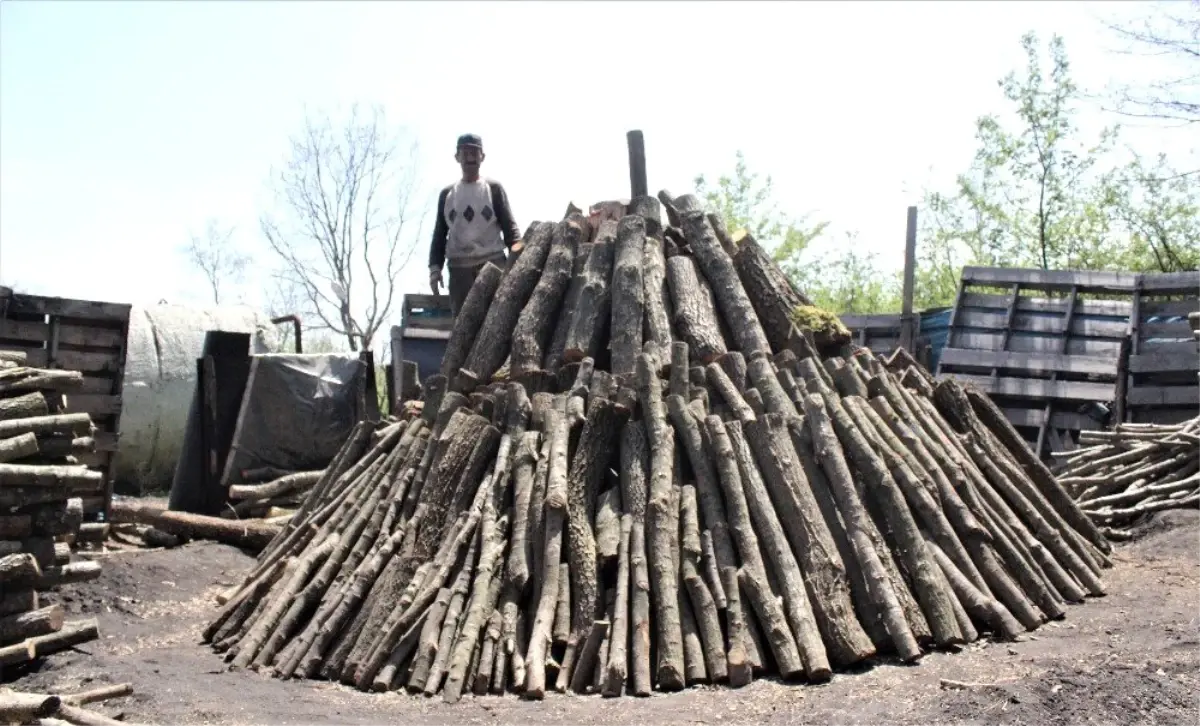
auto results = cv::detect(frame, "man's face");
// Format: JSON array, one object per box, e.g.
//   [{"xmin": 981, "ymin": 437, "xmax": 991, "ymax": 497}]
[{"xmin": 456, "ymin": 146, "xmax": 484, "ymax": 175}]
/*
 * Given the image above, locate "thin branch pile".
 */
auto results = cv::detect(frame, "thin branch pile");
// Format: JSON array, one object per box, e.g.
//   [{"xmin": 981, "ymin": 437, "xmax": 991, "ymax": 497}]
[
  {"xmin": 1056, "ymin": 417, "xmax": 1200, "ymax": 539},
  {"xmin": 203, "ymin": 193, "xmax": 1110, "ymax": 702}
]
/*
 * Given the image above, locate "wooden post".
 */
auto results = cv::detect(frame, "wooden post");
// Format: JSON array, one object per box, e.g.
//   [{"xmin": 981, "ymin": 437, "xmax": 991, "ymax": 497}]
[
  {"xmin": 627, "ymin": 131, "xmax": 648, "ymax": 199},
  {"xmin": 899, "ymin": 206, "xmax": 918, "ymax": 353}
]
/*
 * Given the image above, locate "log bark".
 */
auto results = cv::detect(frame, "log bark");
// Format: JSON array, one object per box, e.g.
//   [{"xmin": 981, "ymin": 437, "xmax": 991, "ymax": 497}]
[
  {"xmin": 678, "ymin": 211, "xmax": 771, "ymax": 357},
  {"xmin": 0, "ymin": 413, "xmax": 92, "ymax": 439},
  {"xmin": 108, "ymin": 502, "xmax": 280, "ymax": 551},
  {"xmin": 642, "ymin": 235, "xmax": 674, "ymax": 371},
  {"xmin": 602, "ymin": 514, "xmax": 633, "ymax": 697},
  {"xmin": 457, "ymin": 221, "xmax": 557, "ymax": 388},
  {"xmin": 726, "ymin": 421, "xmax": 834, "ymax": 679},
  {"xmin": 0, "ymin": 691, "xmax": 60, "ymax": 721},
  {"xmin": 641, "ymin": 389, "xmax": 686, "ymax": 690},
  {"xmin": 563, "ymin": 397, "xmax": 628, "ymax": 691},
  {"xmin": 705, "ymin": 416, "xmax": 811, "ymax": 680},
  {"xmin": 510, "ymin": 218, "xmax": 586, "ymax": 382},
  {"xmin": 0, "ymin": 433, "xmax": 39, "ymax": 463},
  {"xmin": 441, "ymin": 262, "xmax": 505, "ymax": 378},
  {"xmin": 610, "ymin": 215, "xmax": 648, "ymax": 380},
  {"xmin": 0, "ymin": 370, "xmax": 84, "ymax": 395},
  {"xmin": 666, "ymin": 394, "xmax": 751, "ymax": 686},
  {"xmin": 729, "ymin": 230, "xmax": 816, "ymax": 352},
  {"xmin": 831, "ymin": 394, "xmax": 963, "ymax": 647},
  {"xmin": 618, "ymin": 420, "xmax": 653, "ymax": 697},
  {"xmin": 564, "ymin": 222, "xmax": 617, "ymax": 364},
  {"xmin": 666, "ymin": 255, "xmax": 728, "ymax": 363},
  {"xmin": 0, "ymin": 553, "xmax": 41, "ymax": 587},
  {"xmin": 0, "ymin": 463, "xmax": 102, "ymax": 489},
  {"xmin": 742, "ymin": 415, "xmax": 876, "ymax": 666},
  {"xmin": 523, "ymin": 405, "xmax": 569, "ymax": 700},
  {"xmin": 0, "ymin": 604, "xmax": 64, "ymax": 646},
  {"xmin": 0, "ymin": 391, "xmax": 49, "ymax": 422},
  {"xmin": 801, "ymin": 394, "xmax": 921, "ymax": 662},
  {"xmin": 960, "ymin": 384, "xmax": 1110, "ymax": 555},
  {"xmin": 227, "ymin": 471, "xmax": 323, "ymax": 501}
]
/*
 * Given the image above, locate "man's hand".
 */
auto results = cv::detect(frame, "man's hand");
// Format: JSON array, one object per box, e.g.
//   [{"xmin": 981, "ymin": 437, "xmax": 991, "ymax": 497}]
[
  {"xmin": 506, "ymin": 240, "xmax": 524, "ymax": 271},
  {"xmin": 429, "ymin": 266, "xmax": 443, "ymax": 297}
]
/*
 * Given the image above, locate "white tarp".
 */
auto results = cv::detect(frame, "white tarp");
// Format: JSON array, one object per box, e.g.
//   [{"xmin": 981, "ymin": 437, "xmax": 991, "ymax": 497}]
[{"xmin": 112, "ymin": 303, "xmax": 278, "ymax": 492}]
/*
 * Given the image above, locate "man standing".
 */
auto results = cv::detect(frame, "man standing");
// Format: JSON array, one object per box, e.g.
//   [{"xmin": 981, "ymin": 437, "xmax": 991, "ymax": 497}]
[{"xmin": 428, "ymin": 134, "xmax": 523, "ymax": 317}]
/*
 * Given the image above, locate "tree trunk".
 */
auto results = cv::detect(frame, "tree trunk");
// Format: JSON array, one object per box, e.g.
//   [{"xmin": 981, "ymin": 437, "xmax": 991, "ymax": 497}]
[
  {"xmin": 564, "ymin": 225, "xmax": 617, "ymax": 364},
  {"xmin": 510, "ymin": 218, "xmax": 586, "ymax": 383},
  {"xmin": 440, "ymin": 263, "xmax": 505, "ymax": 379},
  {"xmin": 666, "ymin": 256, "xmax": 728, "ymax": 364},
  {"xmin": 0, "ymin": 392, "xmax": 49, "ymax": 422},
  {"xmin": 730, "ymin": 230, "xmax": 816, "ymax": 353},
  {"xmin": 610, "ymin": 216, "xmax": 647, "ymax": 381},
  {"xmin": 642, "ymin": 235, "xmax": 674, "ymax": 372},
  {"xmin": 457, "ymin": 221, "xmax": 557, "ymax": 389},
  {"xmin": 678, "ymin": 211, "xmax": 771, "ymax": 357}
]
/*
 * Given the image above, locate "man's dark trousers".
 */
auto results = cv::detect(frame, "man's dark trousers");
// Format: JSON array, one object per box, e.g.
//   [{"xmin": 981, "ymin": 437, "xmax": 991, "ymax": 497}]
[{"xmin": 448, "ymin": 252, "xmax": 507, "ymax": 318}]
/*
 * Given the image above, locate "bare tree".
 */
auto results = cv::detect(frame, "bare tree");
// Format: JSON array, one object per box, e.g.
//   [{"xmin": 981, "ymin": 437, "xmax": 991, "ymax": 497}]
[
  {"xmin": 1102, "ymin": 1, "xmax": 1199, "ymax": 125},
  {"xmin": 183, "ymin": 219, "xmax": 251, "ymax": 305},
  {"xmin": 260, "ymin": 105, "xmax": 424, "ymax": 352}
]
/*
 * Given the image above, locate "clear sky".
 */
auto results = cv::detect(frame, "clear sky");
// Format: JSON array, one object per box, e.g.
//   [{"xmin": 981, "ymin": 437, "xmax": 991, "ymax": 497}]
[{"xmin": 0, "ymin": 0, "xmax": 1190, "ymax": 316}]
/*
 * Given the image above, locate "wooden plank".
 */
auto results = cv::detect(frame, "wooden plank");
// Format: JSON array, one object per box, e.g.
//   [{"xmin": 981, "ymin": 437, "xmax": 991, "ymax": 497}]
[
  {"xmin": 6, "ymin": 295, "xmax": 131, "ymax": 322},
  {"xmin": 950, "ymin": 331, "xmax": 1125, "ymax": 357},
  {"xmin": 941, "ymin": 373, "xmax": 1116, "ymax": 403},
  {"xmin": 939, "ymin": 348, "xmax": 1118, "ymax": 377},
  {"xmin": 1142, "ymin": 321, "xmax": 1194, "ymax": 339},
  {"xmin": 19, "ymin": 348, "xmax": 122, "ymax": 373},
  {"xmin": 62, "ymin": 393, "xmax": 123, "ymax": 417},
  {"xmin": 959, "ymin": 292, "xmax": 1132, "ymax": 318},
  {"xmin": 1126, "ymin": 385, "xmax": 1199, "ymax": 408},
  {"xmin": 954, "ymin": 310, "xmax": 1130, "ymax": 339},
  {"xmin": 1138, "ymin": 271, "xmax": 1200, "ymax": 294},
  {"xmin": 0, "ymin": 319, "xmax": 126, "ymax": 350},
  {"xmin": 1000, "ymin": 406, "xmax": 1097, "ymax": 432},
  {"xmin": 840, "ymin": 313, "xmax": 902, "ymax": 331},
  {"xmin": 1130, "ymin": 408, "xmax": 1198, "ymax": 425},
  {"xmin": 1128, "ymin": 347, "xmax": 1200, "ymax": 374},
  {"xmin": 401, "ymin": 327, "xmax": 452, "ymax": 341},
  {"xmin": 961, "ymin": 266, "xmax": 1139, "ymax": 293},
  {"xmin": 1141, "ymin": 299, "xmax": 1200, "ymax": 318}
]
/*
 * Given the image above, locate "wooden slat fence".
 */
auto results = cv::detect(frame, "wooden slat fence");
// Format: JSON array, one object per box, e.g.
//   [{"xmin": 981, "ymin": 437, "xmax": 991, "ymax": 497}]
[
  {"xmin": 0, "ymin": 293, "xmax": 133, "ymax": 518},
  {"xmin": 936, "ymin": 266, "xmax": 1138, "ymax": 458},
  {"xmin": 1119, "ymin": 271, "xmax": 1200, "ymax": 425}
]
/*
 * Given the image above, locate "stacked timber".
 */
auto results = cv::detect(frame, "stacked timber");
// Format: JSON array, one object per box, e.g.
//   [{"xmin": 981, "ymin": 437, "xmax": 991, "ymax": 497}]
[
  {"xmin": 1055, "ymin": 417, "xmax": 1200, "ymax": 539},
  {"xmin": 203, "ymin": 194, "xmax": 1109, "ymax": 702},
  {"xmin": 0, "ymin": 352, "xmax": 106, "ymax": 576}
]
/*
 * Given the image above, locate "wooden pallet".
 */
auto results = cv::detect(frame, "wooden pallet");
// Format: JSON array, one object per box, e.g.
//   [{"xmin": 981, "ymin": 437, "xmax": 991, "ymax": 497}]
[
  {"xmin": 388, "ymin": 293, "xmax": 452, "ymax": 412},
  {"xmin": 936, "ymin": 266, "xmax": 1138, "ymax": 458},
  {"xmin": 1119, "ymin": 271, "xmax": 1200, "ymax": 425},
  {"xmin": 0, "ymin": 293, "xmax": 132, "ymax": 518},
  {"xmin": 841, "ymin": 313, "xmax": 904, "ymax": 355}
]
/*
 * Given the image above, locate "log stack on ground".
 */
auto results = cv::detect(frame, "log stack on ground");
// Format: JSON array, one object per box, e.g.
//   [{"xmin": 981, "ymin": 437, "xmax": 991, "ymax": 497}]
[
  {"xmin": 202, "ymin": 194, "xmax": 1109, "ymax": 702},
  {"xmin": 1054, "ymin": 416, "xmax": 1200, "ymax": 540},
  {"xmin": 0, "ymin": 682, "xmax": 141, "ymax": 725}
]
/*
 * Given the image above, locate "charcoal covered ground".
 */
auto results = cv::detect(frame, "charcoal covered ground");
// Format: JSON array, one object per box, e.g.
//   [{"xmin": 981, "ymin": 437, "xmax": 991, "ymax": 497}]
[{"xmin": 6, "ymin": 511, "xmax": 1198, "ymax": 726}]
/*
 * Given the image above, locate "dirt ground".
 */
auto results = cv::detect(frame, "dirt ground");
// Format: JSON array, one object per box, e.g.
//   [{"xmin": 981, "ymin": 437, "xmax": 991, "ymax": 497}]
[{"xmin": 6, "ymin": 511, "xmax": 1198, "ymax": 726}]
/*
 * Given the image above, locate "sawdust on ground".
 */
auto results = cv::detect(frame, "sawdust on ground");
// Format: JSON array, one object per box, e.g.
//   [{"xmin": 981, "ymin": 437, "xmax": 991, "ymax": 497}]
[{"xmin": 5, "ymin": 510, "xmax": 1198, "ymax": 726}]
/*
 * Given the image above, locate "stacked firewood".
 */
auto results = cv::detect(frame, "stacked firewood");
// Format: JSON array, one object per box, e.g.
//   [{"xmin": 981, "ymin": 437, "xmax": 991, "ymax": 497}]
[
  {"xmin": 203, "ymin": 194, "xmax": 1109, "ymax": 702},
  {"xmin": 1055, "ymin": 417, "xmax": 1200, "ymax": 539},
  {"xmin": 0, "ymin": 683, "xmax": 138, "ymax": 725}
]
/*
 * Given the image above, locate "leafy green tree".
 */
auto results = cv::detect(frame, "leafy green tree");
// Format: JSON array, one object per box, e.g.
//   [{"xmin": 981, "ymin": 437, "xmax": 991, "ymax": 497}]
[
  {"xmin": 693, "ymin": 151, "xmax": 830, "ymax": 289},
  {"xmin": 920, "ymin": 33, "xmax": 1123, "ymax": 284}
]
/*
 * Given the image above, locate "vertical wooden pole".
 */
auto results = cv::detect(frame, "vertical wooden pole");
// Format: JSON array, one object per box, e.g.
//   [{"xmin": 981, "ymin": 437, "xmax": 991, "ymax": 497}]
[
  {"xmin": 899, "ymin": 206, "xmax": 918, "ymax": 353},
  {"xmin": 627, "ymin": 130, "xmax": 648, "ymax": 199}
]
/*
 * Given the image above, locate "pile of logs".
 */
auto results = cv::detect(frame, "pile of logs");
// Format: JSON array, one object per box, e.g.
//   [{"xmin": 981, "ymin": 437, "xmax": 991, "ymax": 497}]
[
  {"xmin": 0, "ymin": 552, "xmax": 101, "ymax": 673},
  {"xmin": 1056, "ymin": 417, "xmax": 1200, "ymax": 539},
  {"xmin": 202, "ymin": 193, "xmax": 1110, "ymax": 703},
  {"xmin": 0, "ymin": 683, "xmax": 138, "ymax": 726},
  {"xmin": 223, "ymin": 468, "xmax": 323, "ymax": 525},
  {"xmin": 106, "ymin": 499, "xmax": 284, "ymax": 553}
]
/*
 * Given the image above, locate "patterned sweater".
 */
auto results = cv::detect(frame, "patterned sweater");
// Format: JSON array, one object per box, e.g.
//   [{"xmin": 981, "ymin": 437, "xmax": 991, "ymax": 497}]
[{"xmin": 428, "ymin": 178, "xmax": 521, "ymax": 270}]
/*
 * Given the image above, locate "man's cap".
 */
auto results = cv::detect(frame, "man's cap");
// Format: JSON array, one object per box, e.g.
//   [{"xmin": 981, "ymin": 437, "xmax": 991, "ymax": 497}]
[{"xmin": 456, "ymin": 133, "xmax": 483, "ymax": 151}]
